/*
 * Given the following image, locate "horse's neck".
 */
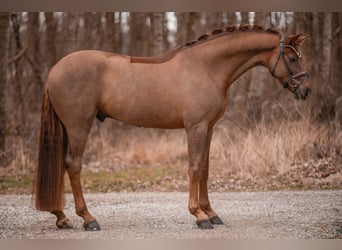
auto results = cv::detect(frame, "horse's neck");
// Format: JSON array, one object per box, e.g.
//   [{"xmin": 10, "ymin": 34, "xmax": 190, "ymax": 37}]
[{"xmin": 189, "ymin": 32, "xmax": 279, "ymax": 92}]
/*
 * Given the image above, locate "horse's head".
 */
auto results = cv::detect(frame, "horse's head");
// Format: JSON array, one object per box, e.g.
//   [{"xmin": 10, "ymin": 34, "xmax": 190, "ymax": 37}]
[{"xmin": 269, "ymin": 34, "xmax": 311, "ymax": 100}]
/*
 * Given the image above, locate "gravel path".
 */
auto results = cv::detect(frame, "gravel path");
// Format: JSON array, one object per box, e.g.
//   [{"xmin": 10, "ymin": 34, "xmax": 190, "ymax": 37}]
[{"xmin": 0, "ymin": 191, "xmax": 341, "ymax": 239}]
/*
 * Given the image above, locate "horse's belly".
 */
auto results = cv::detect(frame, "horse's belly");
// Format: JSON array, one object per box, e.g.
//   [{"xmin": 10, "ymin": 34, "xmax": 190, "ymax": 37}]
[{"xmin": 104, "ymin": 102, "xmax": 185, "ymax": 129}]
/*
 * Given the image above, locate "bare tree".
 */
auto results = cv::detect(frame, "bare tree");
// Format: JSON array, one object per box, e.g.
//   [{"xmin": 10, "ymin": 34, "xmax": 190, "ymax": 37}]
[
  {"xmin": 129, "ymin": 13, "xmax": 150, "ymax": 56},
  {"xmin": 115, "ymin": 12, "xmax": 123, "ymax": 53},
  {"xmin": 59, "ymin": 12, "xmax": 80, "ymax": 57},
  {"xmin": 82, "ymin": 12, "xmax": 96, "ymax": 50},
  {"xmin": 27, "ymin": 12, "xmax": 43, "ymax": 110},
  {"xmin": 105, "ymin": 12, "xmax": 115, "ymax": 52},
  {"xmin": 0, "ymin": 12, "xmax": 10, "ymax": 161},
  {"xmin": 322, "ymin": 13, "xmax": 332, "ymax": 82},
  {"xmin": 149, "ymin": 12, "xmax": 168, "ymax": 55},
  {"xmin": 44, "ymin": 12, "xmax": 57, "ymax": 68},
  {"xmin": 330, "ymin": 13, "xmax": 342, "ymax": 94},
  {"xmin": 175, "ymin": 12, "xmax": 201, "ymax": 45},
  {"xmin": 226, "ymin": 12, "xmax": 237, "ymax": 25},
  {"xmin": 175, "ymin": 12, "xmax": 188, "ymax": 45},
  {"xmin": 204, "ymin": 13, "xmax": 224, "ymax": 29},
  {"xmin": 9, "ymin": 13, "xmax": 26, "ymax": 135},
  {"xmin": 254, "ymin": 12, "xmax": 269, "ymax": 26},
  {"xmin": 240, "ymin": 12, "xmax": 249, "ymax": 24}
]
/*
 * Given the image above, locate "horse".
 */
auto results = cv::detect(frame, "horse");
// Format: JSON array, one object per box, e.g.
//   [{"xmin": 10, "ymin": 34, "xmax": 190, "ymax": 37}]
[{"xmin": 34, "ymin": 24, "xmax": 311, "ymax": 231}]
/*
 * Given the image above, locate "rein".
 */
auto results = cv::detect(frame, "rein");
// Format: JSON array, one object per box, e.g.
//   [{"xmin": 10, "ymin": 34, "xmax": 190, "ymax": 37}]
[{"xmin": 271, "ymin": 35, "xmax": 309, "ymax": 93}]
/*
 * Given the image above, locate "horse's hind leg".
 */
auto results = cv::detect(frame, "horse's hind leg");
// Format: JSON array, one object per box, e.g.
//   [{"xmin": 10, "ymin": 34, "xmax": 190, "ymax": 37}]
[
  {"xmin": 65, "ymin": 126, "xmax": 101, "ymax": 231},
  {"xmin": 49, "ymin": 165, "xmax": 73, "ymax": 229},
  {"xmin": 51, "ymin": 210, "xmax": 73, "ymax": 229},
  {"xmin": 44, "ymin": 161, "xmax": 73, "ymax": 229}
]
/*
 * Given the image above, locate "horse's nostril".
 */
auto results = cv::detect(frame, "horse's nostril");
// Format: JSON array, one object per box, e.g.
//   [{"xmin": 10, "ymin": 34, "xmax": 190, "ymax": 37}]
[{"xmin": 305, "ymin": 88, "xmax": 312, "ymax": 97}]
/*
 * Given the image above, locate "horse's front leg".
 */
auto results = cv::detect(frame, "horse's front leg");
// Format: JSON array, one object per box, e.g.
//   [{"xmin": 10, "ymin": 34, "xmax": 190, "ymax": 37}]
[
  {"xmin": 198, "ymin": 128, "xmax": 224, "ymax": 225},
  {"xmin": 186, "ymin": 123, "xmax": 215, "ymax": 229}
]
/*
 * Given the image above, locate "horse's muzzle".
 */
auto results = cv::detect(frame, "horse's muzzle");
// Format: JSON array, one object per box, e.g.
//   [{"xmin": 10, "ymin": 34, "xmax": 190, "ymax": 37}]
[
  {"xmin": 291, "ymin": 73, "xmax": 311, "ymax": 100},
  {"xmin": 294, "ymin": 85, "xmax": 311, "ymax": 100}
]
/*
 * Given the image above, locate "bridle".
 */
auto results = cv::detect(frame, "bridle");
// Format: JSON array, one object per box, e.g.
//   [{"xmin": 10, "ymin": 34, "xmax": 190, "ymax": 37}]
[{"xmin": 271, "ymin": 35, "xmax": 309, "ymax": 93}]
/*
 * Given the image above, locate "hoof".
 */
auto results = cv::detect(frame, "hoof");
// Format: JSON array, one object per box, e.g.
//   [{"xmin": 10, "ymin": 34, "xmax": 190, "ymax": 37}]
[
  {"xmin": 196, "ymin": 219, "xmax": 214, "ymax": 229},
  {"xmin": 84, "ymin": 220, "xmax": 101, "ymax": 231},
  {"xmin": 209, "ymin": 215, "xmax": 224, "ymax": 225},
  {"xmin": 56, "ymin": 218, "xmax": 73, "ymax": 229}
]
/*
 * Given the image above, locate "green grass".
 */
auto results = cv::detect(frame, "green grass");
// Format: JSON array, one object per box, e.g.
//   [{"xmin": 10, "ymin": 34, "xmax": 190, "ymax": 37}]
[
  {"xmin": 79, "ymin": 164, "xmax": 187, "ymax": 193},
  {"xmin": 0, "ymin": 163, "xmax": 340, "ymax": 194},
  {"xmin": 0, "ymin": 174, "xmax": 33, "ymax": 194},
  {"xmin": 0, "ymin": 164, "xmax": 187, "ymax": 194}
]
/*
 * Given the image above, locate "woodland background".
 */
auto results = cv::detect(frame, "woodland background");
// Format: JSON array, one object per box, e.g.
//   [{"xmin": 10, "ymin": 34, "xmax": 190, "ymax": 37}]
[{"xmin": 0, "ymin": 12, "xmax": 341, "ymax": 192}]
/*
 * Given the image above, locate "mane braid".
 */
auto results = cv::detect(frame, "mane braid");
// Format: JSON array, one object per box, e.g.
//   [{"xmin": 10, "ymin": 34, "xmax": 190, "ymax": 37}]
[
  {"xmin": 266, "ymin": 27, "xmax": 279, "ymax": 34},
  {"xmin": 225, "ymin": 25, "xmax": 237, "ymax": 32},
  {"xmin": 198, "ymin": 34, "xmax": 210, "ymax": 41},
  {"xmin": 183, "ymin": 24, "xmax": 280, "ymax": 48},
  {"xmin": 252, "ymin": 24, "xmax": 264, "ymax": 31},
  {"xmin": 238, "ymin": 24, "xmax": 251, "ymax": 31},
  {"xmin": 212, "ymin": 28, "xmax": 223, "ymax": 35},
  {"xmin": 185, "ymin": 40, "xmax": 197, "ymax": 46}
]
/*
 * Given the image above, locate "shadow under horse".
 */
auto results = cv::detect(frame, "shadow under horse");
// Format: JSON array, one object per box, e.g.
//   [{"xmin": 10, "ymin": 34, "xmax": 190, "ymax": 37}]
[{"xmin": 35, "ymin": 24, "xmax": 312, "ymax": 231}]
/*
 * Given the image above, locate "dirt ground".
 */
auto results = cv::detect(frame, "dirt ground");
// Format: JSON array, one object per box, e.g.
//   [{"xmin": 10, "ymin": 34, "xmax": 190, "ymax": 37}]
[{"xmin": 0, "ymin": 190, "xmax": 341, "ymax": 239}]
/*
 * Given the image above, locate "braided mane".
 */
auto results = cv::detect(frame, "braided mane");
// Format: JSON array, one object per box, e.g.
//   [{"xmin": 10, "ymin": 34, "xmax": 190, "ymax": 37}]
[
  {"xmin": 185, "ymin": 24, "xmax": 280, "ymax": 47},
  {"xmin": 130, "ymin": 24, "xmax": 281, "ymax": 64}
]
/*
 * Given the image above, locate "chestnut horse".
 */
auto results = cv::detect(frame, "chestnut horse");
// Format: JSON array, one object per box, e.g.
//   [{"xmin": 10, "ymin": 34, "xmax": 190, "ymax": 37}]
[{"xmin": 35, "ymin": 24, "xmax": 311, "ymax": 231}]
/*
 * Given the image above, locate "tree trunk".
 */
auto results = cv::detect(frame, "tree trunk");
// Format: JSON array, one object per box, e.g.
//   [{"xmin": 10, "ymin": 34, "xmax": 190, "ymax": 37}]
[
  {"xmin": 27, "ymin": 12, "xmax": 43, "ymax": 112},
  {"xmin": 205, "ymin": 13, "xmax": 223, "ymax": 29},
  {"xmin": 59, "ymin": 12, "xmax": 80, "ymax": 57},
  {"xmin": 129, "ymin": 12, "xmax": 149, "ymax": 56},
  {"xmin": 82, "ymin": 12, "xmax": 103, "ymax": 50},
  {"xmin": 44, "ymin": 12, "xmax": 57, "ymax": 68},
  {"xmin": 115, "ymin": 12, "xmax": 123, "ymax": 53},
  {"xmin": 322, "ymin": 13, "xmax": 332, "ymax": 82},
  {"xmin": 10, "ymin": 13, "xmax": 26, "ymax": 135},
  {"xmin": 253, "ymin": 12, "xmax": 269, "ymax": 26},
  {"xmin": 226, "ymin": 12, "xmax": 237, "ymax": 25},
  {"xmin": 149, "ymin": 12, "xmax": 168, "ymax": 55},
  {"xmin": 240, "ymin": 12, "xmax": 249, "ymax": 24},
  {"xmin": 175, "ymin": 12, "xmax": 187, "ymax": 45},
  {"xmin": 83, "ymin": 12, "xmax": 95, "ymax": 50},
  {"xmin": 329, "ymin": 13, "xmax": 342, "ymax": 94},
  {"xmin": 0, "ymin": 12, "xmax": 10, "ymax": 161},
  {"xmin": 105, "ymin": 12, "xmax": 115, "ymax": 52},
  {"xmin": 27, "ymin": 12, "xmax": 41, "ymax": 78},
  {"xmin": 246, "ymin": 12, "xmax": 272, "ymax": 125},
  {"xmin": 94, "ymin": 12, "xmax": 103, "ymax": 50}
]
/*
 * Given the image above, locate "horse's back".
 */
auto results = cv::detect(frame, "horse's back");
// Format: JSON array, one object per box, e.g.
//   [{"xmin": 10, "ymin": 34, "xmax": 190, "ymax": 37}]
[{"xmin": 48, "ymin": 50, "xmax": 127, "ymax": 86}]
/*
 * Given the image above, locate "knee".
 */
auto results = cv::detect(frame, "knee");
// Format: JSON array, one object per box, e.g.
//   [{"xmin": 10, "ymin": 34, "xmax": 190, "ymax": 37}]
[
  {"xmin": 188, "ymin": 167, "xmax": 201, "ymax": 180},
  {"xmin": 65, "ymin": 155, "xmax": 82, "ymax": 175},
  {"xmin": 188, "ymin": 166, "xmax": 207, "ymax": 180}
]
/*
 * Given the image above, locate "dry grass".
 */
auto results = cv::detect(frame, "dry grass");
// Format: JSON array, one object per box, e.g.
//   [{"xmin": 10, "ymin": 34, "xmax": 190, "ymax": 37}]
[
  {"xmin": 83, "ymin": 122, "xmax": 188, "ymax": 171},
  {"xmin": 1, "ymin": 102, "xmax": 341, "ymax": 193},
  {"xmin": 82, "ymin": 113, "xmax": 341, "ymax": 176},
  {"xmin": 75, "ymin": 113, "xmax": 341, "ymax": 192},
  {"xmin": 212, "ymin": 118, "xmax": 340, "ymax": 177}
]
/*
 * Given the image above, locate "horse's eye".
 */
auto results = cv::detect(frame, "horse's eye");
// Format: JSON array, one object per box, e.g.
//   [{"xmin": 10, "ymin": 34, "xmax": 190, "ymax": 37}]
[{"xmin": 289, "ymin": 57, "xmax": 297, "ymax": 63}]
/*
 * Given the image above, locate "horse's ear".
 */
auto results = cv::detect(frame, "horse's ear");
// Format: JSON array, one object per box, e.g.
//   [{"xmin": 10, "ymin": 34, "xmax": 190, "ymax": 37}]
[
  {"xmin": 285, "ymin": 34, "xmax": 310, "ymax": 46},
  {"xmin": 295, "ymin": 34, "xmax": 310, "ymax": 45}
]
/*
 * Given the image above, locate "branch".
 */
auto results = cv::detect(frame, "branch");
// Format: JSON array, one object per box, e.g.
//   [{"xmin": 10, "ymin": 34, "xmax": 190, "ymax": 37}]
[{"xmin": 7, "ymin": 43, "xmax": 28, "ymax": 64}]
